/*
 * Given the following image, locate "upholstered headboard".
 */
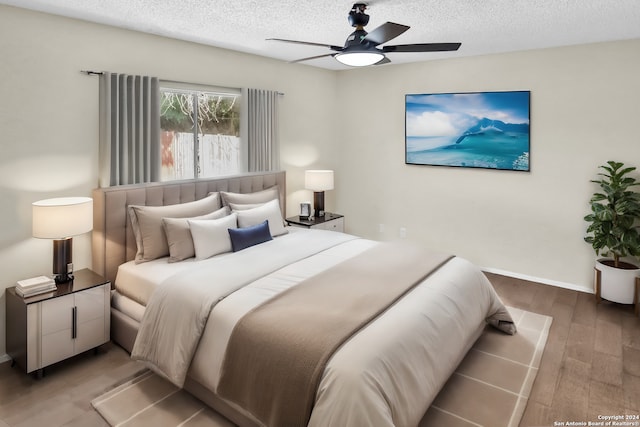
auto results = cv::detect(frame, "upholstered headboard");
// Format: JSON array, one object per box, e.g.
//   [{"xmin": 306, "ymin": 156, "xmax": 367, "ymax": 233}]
[{"xmin": 92, "ymin": 171, "xmax": 286, "ymax": 283}]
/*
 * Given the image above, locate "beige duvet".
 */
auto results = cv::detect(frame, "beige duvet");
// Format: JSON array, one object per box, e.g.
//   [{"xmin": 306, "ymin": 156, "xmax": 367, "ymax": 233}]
[{"xmin": 132, "ymin": 229, "xmax": 515, "ymax": 427}]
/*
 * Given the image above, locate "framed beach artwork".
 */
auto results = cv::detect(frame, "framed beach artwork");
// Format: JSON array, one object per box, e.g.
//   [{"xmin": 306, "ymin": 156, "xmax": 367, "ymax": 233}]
[{"xmin": 405, "ymin": 90, "xmax": 531, "ymax": 171}]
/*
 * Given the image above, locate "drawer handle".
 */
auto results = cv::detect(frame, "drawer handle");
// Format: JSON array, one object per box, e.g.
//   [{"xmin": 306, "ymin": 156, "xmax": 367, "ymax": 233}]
[{"xmin": 72, "ymin": 306, "xmax": 77, "ymax": 339}]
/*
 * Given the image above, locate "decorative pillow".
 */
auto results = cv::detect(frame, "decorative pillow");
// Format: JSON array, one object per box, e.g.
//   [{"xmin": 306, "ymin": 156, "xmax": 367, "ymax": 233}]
[
  {"xmin": 234, "ymin": 199, "xmax": 288, "ymax": 237},
  {"xmin": 188, "ymin": 213, "xmax": 238, "ymax": 260},
  {"xmin": 228, "ymin": 220, "xmax": 273, "ymax": 252},
  {"xmin": 128, "ymin": 193, "xmax": 221, "ymax": 263},
  {"xmin": 220, "ymin": 186, "xmax": 279, "ymax": 207},
  {"xmin": 162, "ymin": 206, "xmax": 230, "ymax": 262}
]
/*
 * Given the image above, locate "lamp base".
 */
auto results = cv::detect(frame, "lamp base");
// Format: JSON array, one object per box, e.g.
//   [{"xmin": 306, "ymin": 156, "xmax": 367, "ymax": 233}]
[
  {"xmin": 53, "ymin": 238, "xmax": 74, "ymax": 283},
  {"xmin": 313, "ymin": 191, "xmax": 325, "ymax": 217}
]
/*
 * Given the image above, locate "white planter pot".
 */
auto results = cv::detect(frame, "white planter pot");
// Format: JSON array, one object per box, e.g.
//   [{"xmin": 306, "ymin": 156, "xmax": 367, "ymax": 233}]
[{"xmin": 595, "ymin": 259, "xmax": 640, "ymax": 304}]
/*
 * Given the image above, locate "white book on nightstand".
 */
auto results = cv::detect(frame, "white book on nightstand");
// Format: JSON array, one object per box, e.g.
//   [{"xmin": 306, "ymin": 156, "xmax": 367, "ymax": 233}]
[
  {"xmin": 16, "ymin": 276, "xmax": 56, "ymax": 297},
  {"xmin": 15, "ymin": 284, "xmax": 57, "ymax": 298},
  {"xmin": 17, "ymin": 276, "xmax": 55, "ymax": 288}
]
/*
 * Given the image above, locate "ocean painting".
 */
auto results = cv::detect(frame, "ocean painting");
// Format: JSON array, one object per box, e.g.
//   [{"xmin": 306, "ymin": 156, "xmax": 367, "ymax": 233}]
[{"xmin": 405, "ymin": 91, "xmax": 530, "ymax": 171}]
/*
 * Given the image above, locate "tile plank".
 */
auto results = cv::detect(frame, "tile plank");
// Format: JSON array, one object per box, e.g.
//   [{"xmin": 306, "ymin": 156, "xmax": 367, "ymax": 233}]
[{"xmin": 594, "ymin": 319, "xmax": 623, "ymax": 357}]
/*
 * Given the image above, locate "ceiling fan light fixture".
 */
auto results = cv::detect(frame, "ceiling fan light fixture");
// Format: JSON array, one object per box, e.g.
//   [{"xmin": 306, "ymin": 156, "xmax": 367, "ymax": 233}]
[{"xmin": 335, "ymin": 51, "xmax": 385, "ymax": 67}]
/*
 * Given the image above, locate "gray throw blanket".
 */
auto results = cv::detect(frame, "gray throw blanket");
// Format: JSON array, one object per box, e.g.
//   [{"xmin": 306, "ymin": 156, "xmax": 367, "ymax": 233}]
[{"xmin": 217, "ymin": 241, "xmax": 454, "ymax": 427}]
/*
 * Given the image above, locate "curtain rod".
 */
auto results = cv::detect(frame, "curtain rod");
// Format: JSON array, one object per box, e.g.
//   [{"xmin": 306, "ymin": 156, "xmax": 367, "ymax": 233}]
[{"xmin": 81, "ymin": 70, "xmax": 284, "ymax": 96}]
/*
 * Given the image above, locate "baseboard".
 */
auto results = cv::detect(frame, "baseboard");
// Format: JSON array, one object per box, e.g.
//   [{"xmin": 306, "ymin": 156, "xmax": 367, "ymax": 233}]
[
  {"xmin": 482, "ymin": 267, "xmax": 594, "ymax": 295},
  {"xmin": 0, "ymin": 353, "xmax": 11, "ymax": 364}
]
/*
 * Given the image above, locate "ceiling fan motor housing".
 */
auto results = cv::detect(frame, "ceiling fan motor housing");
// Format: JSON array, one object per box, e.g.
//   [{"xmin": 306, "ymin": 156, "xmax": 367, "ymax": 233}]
[
  {"xmin": 344, "ymin": 29, "xmax": 371, "ymax": 49},
  {"xmin": 348, "ymin": 3, "xmax": 370, "ymax": 28}
]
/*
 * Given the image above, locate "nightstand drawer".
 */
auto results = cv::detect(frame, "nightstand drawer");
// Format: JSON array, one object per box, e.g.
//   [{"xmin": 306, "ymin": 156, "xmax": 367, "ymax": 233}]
[
  {"xmin": 319, "ymin": 217, "xmax": 344, "ymax": 232},
  {"xmin": 41, "ymin": 294, "xmax": 74, "ymax": 335},
  {"xmin": 41, "ymin": 328, "xmax": 74, "ymax": 367},
  {"xmin": 76, "ymin": 316, "xmax": 107, "ymax": 354},
  {"xmin": 75, "ymin": 286, "xmax": 107, "ymax": 323}
]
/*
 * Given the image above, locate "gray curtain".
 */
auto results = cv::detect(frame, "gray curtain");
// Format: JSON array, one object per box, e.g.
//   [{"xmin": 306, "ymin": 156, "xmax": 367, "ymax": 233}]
[
  {"xmin": 99, "ymin": 72, "xmax": 161, "ymax": 187},
  {"xmin": 247, "ymin": 88, "xmax": 280, "ymax": 172}
]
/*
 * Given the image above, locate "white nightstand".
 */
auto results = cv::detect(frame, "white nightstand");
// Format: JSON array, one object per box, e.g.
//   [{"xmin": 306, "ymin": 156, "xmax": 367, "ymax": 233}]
[
  {"xmin": 286, "ymin": 212, "xmax": 345, "ymax": 232},
  {"xmin": 6, "ymin": 269, "xmax": 111, "ymax": 377}
]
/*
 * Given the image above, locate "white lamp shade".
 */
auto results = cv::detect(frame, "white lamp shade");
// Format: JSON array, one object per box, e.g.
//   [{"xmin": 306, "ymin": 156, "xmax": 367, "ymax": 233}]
[
  {"xmin": 305, "ymin": 170, "xmax": 334, "ymax": 192},
  {"xmin": 32, "ymin": 197, "xmax": 93, "ymax": 239}
]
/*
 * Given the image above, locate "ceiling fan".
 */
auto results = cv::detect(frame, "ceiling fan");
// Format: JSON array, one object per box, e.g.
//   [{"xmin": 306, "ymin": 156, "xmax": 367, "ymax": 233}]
[{"xmin": 268, "ymin": 3, "xmax": 461, "ymax": 67}]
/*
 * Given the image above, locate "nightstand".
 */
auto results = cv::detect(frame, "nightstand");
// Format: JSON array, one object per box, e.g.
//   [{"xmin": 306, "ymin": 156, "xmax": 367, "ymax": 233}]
[
  {"xmin": 6, "ymin": 269, "xmax": 111, "ymax": 377},
  {"xmin": 286, "ymin": 212, "xmax": 345, "ymax": 232}
]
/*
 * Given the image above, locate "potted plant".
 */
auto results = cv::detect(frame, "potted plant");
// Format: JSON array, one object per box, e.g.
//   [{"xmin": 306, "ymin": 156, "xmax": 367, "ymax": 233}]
[{"xmin": 584, "ymin": 160, "xmax": 640, "ymax": 304}]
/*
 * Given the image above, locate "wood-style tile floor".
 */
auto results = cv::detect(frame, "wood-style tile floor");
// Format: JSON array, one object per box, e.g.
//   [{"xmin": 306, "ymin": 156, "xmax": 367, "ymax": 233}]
[
  {"xmin": 0, "ymin": 273, "xmax": 638, "ymax": 427},
  {"xmin": 486, "ymin": 272, "xmax": 640, "ymax": 426},
  {"xmin": 0, "ymin": 344, "xmax": 143, "ymax": 427}
]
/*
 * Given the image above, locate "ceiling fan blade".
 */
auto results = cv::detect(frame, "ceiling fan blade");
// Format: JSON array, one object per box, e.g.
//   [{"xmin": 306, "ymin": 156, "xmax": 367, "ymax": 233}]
[
  {"xmin": 374, "ymin": 56, "xmax": 391, "ymax": 65},
  {"xmin": 382, "ymin": 42, "xmax": 461, "ymax": 53},
  {"xmin": 363, "ymin": 22, "xmax": 410, "ymax": 45},
  {"xmin": 267, "ymin": 38, "xmax": 342, "ymax": 51},
  {"xmin": 289, "ymin": 53, "xmax": 337, "ymax": 64}
]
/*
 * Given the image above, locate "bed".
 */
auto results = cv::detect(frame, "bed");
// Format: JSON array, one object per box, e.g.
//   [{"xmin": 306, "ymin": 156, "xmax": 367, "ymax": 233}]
[{"xmin": 92, "ymin": 170, "xmax": 515, "ymax": 427}]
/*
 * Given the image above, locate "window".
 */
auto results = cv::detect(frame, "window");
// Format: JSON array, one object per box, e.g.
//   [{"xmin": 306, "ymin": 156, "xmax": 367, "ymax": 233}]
[{"xmin": 160, "ymin": 85, "xmax": 242, "ymax": 181}]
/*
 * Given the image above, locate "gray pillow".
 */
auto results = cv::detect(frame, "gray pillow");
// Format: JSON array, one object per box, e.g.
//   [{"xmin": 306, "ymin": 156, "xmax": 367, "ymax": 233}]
[
  {"xmin": 128, "ymin": 193, "xmax": 221, "ymax": 263},
  {"xmin": 227, "ymin": 202, "xmax": 264, "ymax": 211},
  {"xmin": 162, "ymin": 206, "xmax": 230, "ymax": 262},
  {"xmin": 220, "ymin": 186, "xmax": 279, "ymax": 207}
]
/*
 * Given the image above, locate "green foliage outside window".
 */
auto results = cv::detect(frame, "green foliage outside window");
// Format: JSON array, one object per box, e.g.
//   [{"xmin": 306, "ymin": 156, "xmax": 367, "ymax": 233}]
[{"xmin": 160, "ymin": 91, "xmax": 240, "ymax": 136}]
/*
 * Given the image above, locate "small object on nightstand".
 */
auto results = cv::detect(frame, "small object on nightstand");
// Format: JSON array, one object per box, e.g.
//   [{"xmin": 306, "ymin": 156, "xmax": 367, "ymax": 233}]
[
  {"xmin": 15, "ymin": 276, "xmax": 57, "ymax": 298},
  {"xmin": 300, "ymin": 202, "xmax": 311, "ymax": 220}
]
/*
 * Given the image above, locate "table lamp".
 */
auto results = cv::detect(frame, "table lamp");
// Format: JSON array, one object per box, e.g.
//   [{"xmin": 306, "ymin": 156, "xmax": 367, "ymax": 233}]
[
  {"xmin": 305, "ymin": 170, "xmax": 334, "ymax": 217},
  {"xmin": 32, "ymin": 197, "xmax": 93, "ymax": 283}
]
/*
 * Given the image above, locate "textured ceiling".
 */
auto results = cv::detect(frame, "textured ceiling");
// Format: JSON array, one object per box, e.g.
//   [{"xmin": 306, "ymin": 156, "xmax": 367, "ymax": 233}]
[{"xmin": 2, "ymin": 0, "xmax": 640, "ymax": 70}]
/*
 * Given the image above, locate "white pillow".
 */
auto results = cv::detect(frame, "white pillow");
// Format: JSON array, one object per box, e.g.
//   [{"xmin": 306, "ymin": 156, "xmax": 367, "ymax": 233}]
[
  {"xmin": 189, "ymin": 213, "xmax": 238, "ymax": 260},
  {"xmin": 234, "ymin": 199, "xmax": 287, "ymax": 237},
  {"xmin": 162, "ymin": 206, "xmax": 230, "ymax": 262}
]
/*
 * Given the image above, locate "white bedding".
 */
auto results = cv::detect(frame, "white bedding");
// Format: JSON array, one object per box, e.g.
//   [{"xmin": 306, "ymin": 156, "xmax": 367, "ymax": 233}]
[
  {"xmin": 115, "ymin": 249, "xmax": 232, "ymax": 306},
  {"xmin": 127, "ymin": 229, "xmax": 514, "ymax": 427},
  {"xmin": 110, "ymin": 291, "xmax": 145, "ymax": 322},
  {"xmin": 114, "ymin": 227, "xmax": 306, "ymax": 305}
]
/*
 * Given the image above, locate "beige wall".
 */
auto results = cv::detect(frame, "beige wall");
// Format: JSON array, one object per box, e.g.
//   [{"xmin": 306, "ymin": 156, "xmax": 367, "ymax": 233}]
[
  {"xmin": 1, "ymin": 4, "xmax": 639, "ymax": 359},
  {"xmin": 0, "ymin": 5, "xmax": 338, "ymax": 358},
  {"xmin": 333, "ymin": 39, "xmax": 640, "ymax": 292}
]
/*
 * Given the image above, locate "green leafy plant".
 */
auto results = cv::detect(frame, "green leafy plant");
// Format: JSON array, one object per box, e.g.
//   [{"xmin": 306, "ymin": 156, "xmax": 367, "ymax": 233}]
[{"xmin": 584, "ymin": 161, "xmax": 640, "ymax": 268}]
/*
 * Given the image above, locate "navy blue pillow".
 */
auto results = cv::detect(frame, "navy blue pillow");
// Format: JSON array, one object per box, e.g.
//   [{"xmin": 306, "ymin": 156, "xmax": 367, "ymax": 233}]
[{"xmin": 228, "ymin": 220, "xmax": 273, "ymax": 252}]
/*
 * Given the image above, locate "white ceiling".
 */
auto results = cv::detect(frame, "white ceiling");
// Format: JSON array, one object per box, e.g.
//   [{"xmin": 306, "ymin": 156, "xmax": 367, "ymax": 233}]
[{"xmin": 3, "ymin": 0, "xmax": 640, "ymax": 70}]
